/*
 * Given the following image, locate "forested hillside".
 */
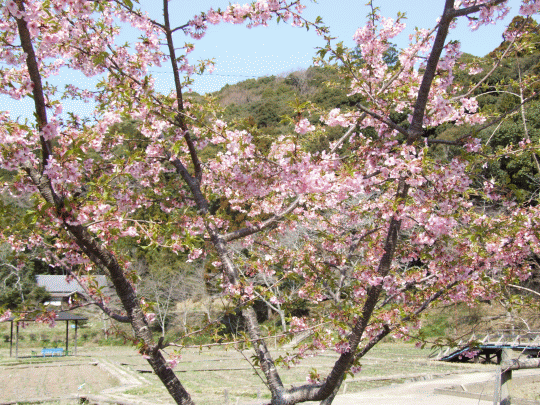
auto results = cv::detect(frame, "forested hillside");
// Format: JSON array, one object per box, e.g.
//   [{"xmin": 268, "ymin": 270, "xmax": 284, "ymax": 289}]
[
  {"xmin": 4, "ymin": 1, "xmax": 540, "ymax": 403},
  {"xmin": 209, "ymin": 66, "xmax": 362, "ymax": 152},
  {"xmin": 208, "ymin": 18, "xmax": 540, "ymax": 203},
  {"xmin": 3, "ymin": 16, "xmax": 540, "ymax": 313}
]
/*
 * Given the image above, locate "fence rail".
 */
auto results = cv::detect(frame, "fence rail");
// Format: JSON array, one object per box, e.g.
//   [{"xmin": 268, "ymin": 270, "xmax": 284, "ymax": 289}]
[{"xmin": 433, "ymin": 330, "xmax": 540, "ymax": 363}]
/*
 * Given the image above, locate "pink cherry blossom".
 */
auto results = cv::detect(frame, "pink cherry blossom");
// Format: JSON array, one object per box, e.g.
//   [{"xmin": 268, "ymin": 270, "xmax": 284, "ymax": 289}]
[
  {"xmin": 0, "ymin": 310, "xmax": 12, "ymax": 322},
  {"xmin": 1, "ymin": 1, "xmax": 539, "ymax": 404},
  {"xmin": 295, "ymin": 118, "xmax": 315, "ymax": 134}
]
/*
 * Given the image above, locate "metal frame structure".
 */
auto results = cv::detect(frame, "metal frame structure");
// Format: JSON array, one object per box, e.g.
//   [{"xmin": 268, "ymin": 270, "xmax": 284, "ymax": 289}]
[
  {"xmin": 3, "ymin": 312, "xmax": 88, "ymax": 358},
  {"xmin": 433, "ymin": 330, "xmax": 540, "ymax": 364}
]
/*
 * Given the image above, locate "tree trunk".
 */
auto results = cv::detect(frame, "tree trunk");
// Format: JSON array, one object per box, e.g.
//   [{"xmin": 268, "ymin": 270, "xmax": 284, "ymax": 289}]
[{"xmin": 15, "ymin": 7, "xmax": 195, "ymax": 403}]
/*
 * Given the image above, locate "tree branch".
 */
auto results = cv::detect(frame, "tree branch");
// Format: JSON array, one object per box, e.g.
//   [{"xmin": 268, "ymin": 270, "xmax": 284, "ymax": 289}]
[
  {"xmin": 163, "ymin": 0, "xmax": 203, "ymax": 184},
  {"xmin": 508, "ymin": 284, "xmax": 540, "ymax": 299},
  {"xmin": 65, "ymin": 270, "xmax": 131, "ymax": 323},
  {"xmin": 355, "ymin": 103, "xmax": 409, "ymax": 137},
  {"xmin": 14, "ymin": 0, "xmax": 53, "ymax": 168},
  {"xmin": 451, "ymin": 27, "xmax": 519, "ymax": 101},
  {"xmin": 281, "ymin": 3, "xmax": 461, "ymax": 402},
  {"xmin": 449, "ymin": 0, "xmax": 507, "ymax": 18},
  {"xmin": 15, "ymin": 7, "xmax": 195, "ymax": 403},
  {"xmin": 222, "ymin": 196, "xmax": 301, "ymax": 242},
  {"xmin": 457, "ymin": 90, "xmax": 540, "ymax": 142},
  {"xmin": 409, "ymin": 0, "xmax": 456, "ymax": 141}
]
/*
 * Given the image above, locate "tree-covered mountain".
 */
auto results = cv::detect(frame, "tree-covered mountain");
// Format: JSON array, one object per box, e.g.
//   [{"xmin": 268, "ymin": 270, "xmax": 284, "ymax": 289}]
[{"xmin": 207, "ymin": 18, "xmax": 540, "ymax": 202}]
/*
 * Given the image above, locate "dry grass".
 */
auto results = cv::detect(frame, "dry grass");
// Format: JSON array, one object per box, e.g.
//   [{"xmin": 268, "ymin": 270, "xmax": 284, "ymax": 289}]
[
  {"xmin": 0, "ymin": 341, "xmax": 486, "ymax": 405},
  {"xmin": 3, "ymin": 302, "xmax": 540, "ymax": 405}
]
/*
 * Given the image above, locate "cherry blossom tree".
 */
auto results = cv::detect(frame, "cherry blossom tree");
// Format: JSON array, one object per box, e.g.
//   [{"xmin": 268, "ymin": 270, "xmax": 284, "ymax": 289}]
[{"xmin": 1, "ymin": 0, "xmax": 540, "ymax": 404}]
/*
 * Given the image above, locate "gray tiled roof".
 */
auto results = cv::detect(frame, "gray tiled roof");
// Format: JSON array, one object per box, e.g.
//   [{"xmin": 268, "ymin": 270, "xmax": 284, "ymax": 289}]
[
  {"xmin": 36, "ymin": 275, "xmax": 108, "ymax": 295},
  {"xmin": 3, "ymin": 311, "xmax": 88, "ymax": 322}
]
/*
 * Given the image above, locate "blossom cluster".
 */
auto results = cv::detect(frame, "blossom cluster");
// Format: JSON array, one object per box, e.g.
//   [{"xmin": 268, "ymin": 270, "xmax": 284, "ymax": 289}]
[
  {"xmin": 1, "ymin": 1, "xmax": 540, "ymax": 395},
  {"xmin": 187, "ymin": 0, "xmax": 306, "ymax": 39}
]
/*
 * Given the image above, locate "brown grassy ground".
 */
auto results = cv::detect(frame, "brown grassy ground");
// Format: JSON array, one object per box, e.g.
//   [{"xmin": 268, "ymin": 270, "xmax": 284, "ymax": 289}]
[
  {"xmin": 2, "ymin": 307, "xmax": 540, "ymax": 405},
  {"xmin": 0, "ymin": 342, "xmax": 502, "ymax": 405},
  {"xmin": 0, "ymin": 362, "xmax": 119, "ymax": 402}
]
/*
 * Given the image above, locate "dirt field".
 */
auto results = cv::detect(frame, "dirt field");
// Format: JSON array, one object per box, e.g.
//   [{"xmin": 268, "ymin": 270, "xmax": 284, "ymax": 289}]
[
  {"xmin": 0, "ymin": 344, "xmax": 539, "ymax": 405},
  {"xmin": 0, "ymin": 362, "xmax": 119, "ymax": 402}
]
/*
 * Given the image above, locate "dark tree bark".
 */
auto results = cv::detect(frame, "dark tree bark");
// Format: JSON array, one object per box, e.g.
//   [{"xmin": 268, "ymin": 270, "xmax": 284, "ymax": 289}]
[
  {"xmin": 11, "ymin": 0, "xmax": 511, "ymax": 404},
  {"xmin": 14, "ymin": 2, "xmax": 194, "ymax": 403}
]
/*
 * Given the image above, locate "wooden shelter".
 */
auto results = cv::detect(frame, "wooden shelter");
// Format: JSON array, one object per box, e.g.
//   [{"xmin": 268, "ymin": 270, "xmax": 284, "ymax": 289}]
[
  {"xmin": 36, "ymin": 275, "xmax": 110, "ymax": 307},
  {"xmin": 3, "ymin": 311, "xmax": 87, "ymax": 358}
]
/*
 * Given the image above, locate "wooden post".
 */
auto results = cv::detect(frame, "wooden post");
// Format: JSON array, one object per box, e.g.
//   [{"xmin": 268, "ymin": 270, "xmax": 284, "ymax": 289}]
[
  {"xmin": 102, "ymin": 311, "xmax": 107, "ymax": 339},
  {"xmin": 9, "ymin": 321, "xmax": 13, "ymax": 358},
  {"xmin": 500, "ymin": 367, "xmax": 512, "ymax": 405},
  {"xmin": 15, "ymin": 322, "xmax": 19, "ymax": 359},
  {"xmin": 65, "ymin": 320, "xmax": 69, "ymax": 355},
  {"xmin": 493, "ymin": 369, "xmax": 501, "ymax": 405},
  {"xmin": 74, "ymin": 320, "xmax": 78, "ymax": 356},
  {"xmin": 498, "ymin": 350, "xmax": 540, "ymax": 404},
  {"xmin": 499, "ymin": 348, "xmax": 512, "ymax": 405}
]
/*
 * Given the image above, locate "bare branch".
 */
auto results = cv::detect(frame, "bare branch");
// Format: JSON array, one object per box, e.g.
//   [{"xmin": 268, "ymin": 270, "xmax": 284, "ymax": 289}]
[
  {"xmin": 449, "ymin": 0, "xmax": 508, "ymax": 18},
  {"xmin": 457, "ymin": 90, "xmax": 540, "ymax": 142},
  {"xmin": 408, "ymin": 0, "xmax": 457, "ymax": 141},
  {"xmin": 222, "ymin": 196, "xmax": 301, "ymax": 242},
  {"xmin": 163, "ymin": 0, "xmax": 203, "ymax": 184},
  {"xmin": 355, "ymin": 103, "xmax": 409, "ymax": 137},
  {"xmin": 508, "ymin": 284, "xmax": 540, "ymax": 299},
  {"xmin": 14, "ymin": 0, "xmax": 53, "ymax": 167},
  {"xmin": 330, "ymin": 123, "xmax": 358, "ymax": 154},
  {"xmin": 66, "ymin": 270, "xmax": 130, "ymax": 323},
  {"xmin": 451, "ymin": 29, "xmax": 519, "ymax": 102}
]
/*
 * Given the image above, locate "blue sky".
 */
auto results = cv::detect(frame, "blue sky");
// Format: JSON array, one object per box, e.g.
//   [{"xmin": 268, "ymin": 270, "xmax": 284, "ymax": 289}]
[
  {"xmin": 173, "ymin": 0, "xmax": 523, "ymax": 94},
  {"xmin": 1, "ymin": 0, "xmax": 525, "ymax": 120}
]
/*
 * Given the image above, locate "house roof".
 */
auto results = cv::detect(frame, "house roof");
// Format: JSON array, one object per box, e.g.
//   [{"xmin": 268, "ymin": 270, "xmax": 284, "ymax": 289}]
[
  {"xmin": 2, "ymin": 311, "xmax": 88, "ymax": 322},
  {"xmin": 36, "ymin": 275, "xmax": 109, "ymax": 295}
]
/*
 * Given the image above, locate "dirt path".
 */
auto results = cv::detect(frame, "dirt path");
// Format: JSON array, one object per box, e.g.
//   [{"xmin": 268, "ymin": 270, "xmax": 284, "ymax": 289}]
[
  {"xmin": 2, "ymin": 346, "xmax": 539, "ymax": 405},
  {"xmin": 332, "ymin": 368, "xmax": 540, "ymax": 405}
]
